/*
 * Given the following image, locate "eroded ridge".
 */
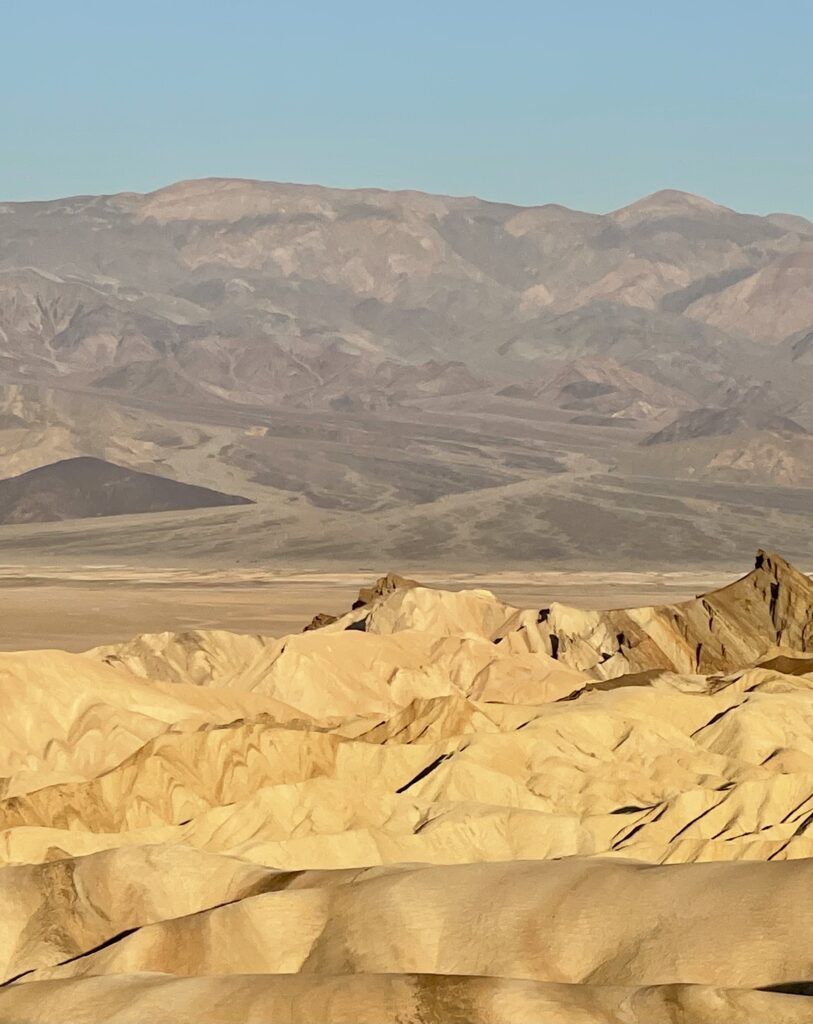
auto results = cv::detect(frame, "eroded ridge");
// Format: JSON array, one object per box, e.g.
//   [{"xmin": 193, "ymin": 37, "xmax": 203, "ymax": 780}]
[{"xmin": 0, "ymin": 552, "xmax": 812, "ymax": 1023}]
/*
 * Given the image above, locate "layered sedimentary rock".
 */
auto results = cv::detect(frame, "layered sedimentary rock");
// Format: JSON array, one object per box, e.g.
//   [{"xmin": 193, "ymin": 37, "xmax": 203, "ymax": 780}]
[{"xmin": 0, "ymin": 552, "xmax": 812, "ymax": 1022}]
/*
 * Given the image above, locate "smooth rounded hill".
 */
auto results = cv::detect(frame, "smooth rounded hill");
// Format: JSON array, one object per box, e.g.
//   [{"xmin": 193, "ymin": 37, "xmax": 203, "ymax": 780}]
[{"xmin": 0, "ymin": 456, "xmax": 253, "ymax": 525}]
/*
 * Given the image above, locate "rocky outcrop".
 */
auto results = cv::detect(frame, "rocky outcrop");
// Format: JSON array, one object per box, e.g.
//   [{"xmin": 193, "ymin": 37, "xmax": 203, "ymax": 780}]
[
  {"xmin": 353, "ymin": 572, "xmax": 421, "ymax": 609},
  {"xmin": 497, "ymin": 550, "xmax": 813, "ymax": 677},
  {"xmin": 303, "ymin": 572, "xmax": 420, "ymax": 631}
]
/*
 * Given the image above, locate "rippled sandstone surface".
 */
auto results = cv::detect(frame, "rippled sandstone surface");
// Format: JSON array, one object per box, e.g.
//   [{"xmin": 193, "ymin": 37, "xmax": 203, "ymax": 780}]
[{"xmin": 0, "ymin": 550, "xmax": 812, "ymax": 1022}]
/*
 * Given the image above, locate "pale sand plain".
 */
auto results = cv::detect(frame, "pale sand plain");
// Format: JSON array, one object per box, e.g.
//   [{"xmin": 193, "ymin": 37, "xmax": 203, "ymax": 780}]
[{"xmin": 0, "ymin": 565, "xmax": 737, "ymax": 651}]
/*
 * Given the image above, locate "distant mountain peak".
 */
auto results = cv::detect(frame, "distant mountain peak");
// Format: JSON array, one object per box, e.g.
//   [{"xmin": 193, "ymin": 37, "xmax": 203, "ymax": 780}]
[{"xmin": 611, "ymin": 188, "xmax": 732, "ymax": 222}]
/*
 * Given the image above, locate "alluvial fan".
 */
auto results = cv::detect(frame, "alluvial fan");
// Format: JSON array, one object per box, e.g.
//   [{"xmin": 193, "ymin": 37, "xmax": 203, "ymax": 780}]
[{"xmin": 0, "ymin": 551, "xmax": 812, "ymax": 1023}]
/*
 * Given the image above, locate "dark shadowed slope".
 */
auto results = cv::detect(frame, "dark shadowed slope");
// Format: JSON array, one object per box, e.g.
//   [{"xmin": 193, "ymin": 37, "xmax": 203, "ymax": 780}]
[{"xmin": 0, "ymin": 457, "xmax": 252, "ymax": 524}]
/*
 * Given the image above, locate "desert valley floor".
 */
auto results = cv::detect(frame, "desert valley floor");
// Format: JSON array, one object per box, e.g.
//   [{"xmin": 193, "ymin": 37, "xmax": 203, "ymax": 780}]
[
  {"xmin": 0, "ymin": 551, "xmax": 812, "ymax": 1022},
  {"xmin": 0, "ymin": 565, "xmax": 737, "ymax": 652}
]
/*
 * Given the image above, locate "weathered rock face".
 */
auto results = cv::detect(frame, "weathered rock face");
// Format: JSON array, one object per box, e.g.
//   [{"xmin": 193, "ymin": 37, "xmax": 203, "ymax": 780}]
[
  {"xmin": 302, "ymin": 610, "xmax": 339, "ymax": 632},
  {"xmin": 495, "ymin": 550, "xmax": 813, "ymax": 678},
  {"xmin": 751, "ymin": 549, "xmax": 813, "ymax": 649},
  {"xmin": 303, "ymin": 571, "xmax": 419, "ymax": 632},
  {"xmin": 0, "ymin": 552, "xmax": 813, "ymax": 1023},
  {"xmin": 353, "ymin": 572, "xmax": 421, "ymax": 609}
]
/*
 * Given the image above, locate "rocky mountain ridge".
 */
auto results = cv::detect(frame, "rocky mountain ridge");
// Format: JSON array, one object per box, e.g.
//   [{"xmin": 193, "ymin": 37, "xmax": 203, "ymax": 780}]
[{"xmin": 0, "ymin": 179, "xmax": 811, "ymax": 563}]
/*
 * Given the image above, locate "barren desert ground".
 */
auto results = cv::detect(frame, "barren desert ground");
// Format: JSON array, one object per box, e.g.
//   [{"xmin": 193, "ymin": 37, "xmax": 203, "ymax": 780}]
[{"xmin": 0, "ymin": 565, "xmax": 737, "ymax": 651}]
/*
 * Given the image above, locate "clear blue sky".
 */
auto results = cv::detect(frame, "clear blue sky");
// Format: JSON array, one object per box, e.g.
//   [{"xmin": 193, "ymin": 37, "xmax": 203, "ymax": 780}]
[{"xmin": 2, "ymin": 0, "xmax": 811, "ymax": 215}]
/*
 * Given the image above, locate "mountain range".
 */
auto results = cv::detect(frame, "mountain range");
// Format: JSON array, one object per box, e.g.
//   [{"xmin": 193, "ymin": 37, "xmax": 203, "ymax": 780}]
[{"xmin": 0, "ymin": 178, "xmax": 811, "ymax": 565}]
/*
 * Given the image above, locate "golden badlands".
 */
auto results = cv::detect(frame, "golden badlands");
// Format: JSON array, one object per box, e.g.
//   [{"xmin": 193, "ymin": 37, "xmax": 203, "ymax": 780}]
[{"xmin": 0, "ymin": 552, "xmax": 812, "ymax": 1022}]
